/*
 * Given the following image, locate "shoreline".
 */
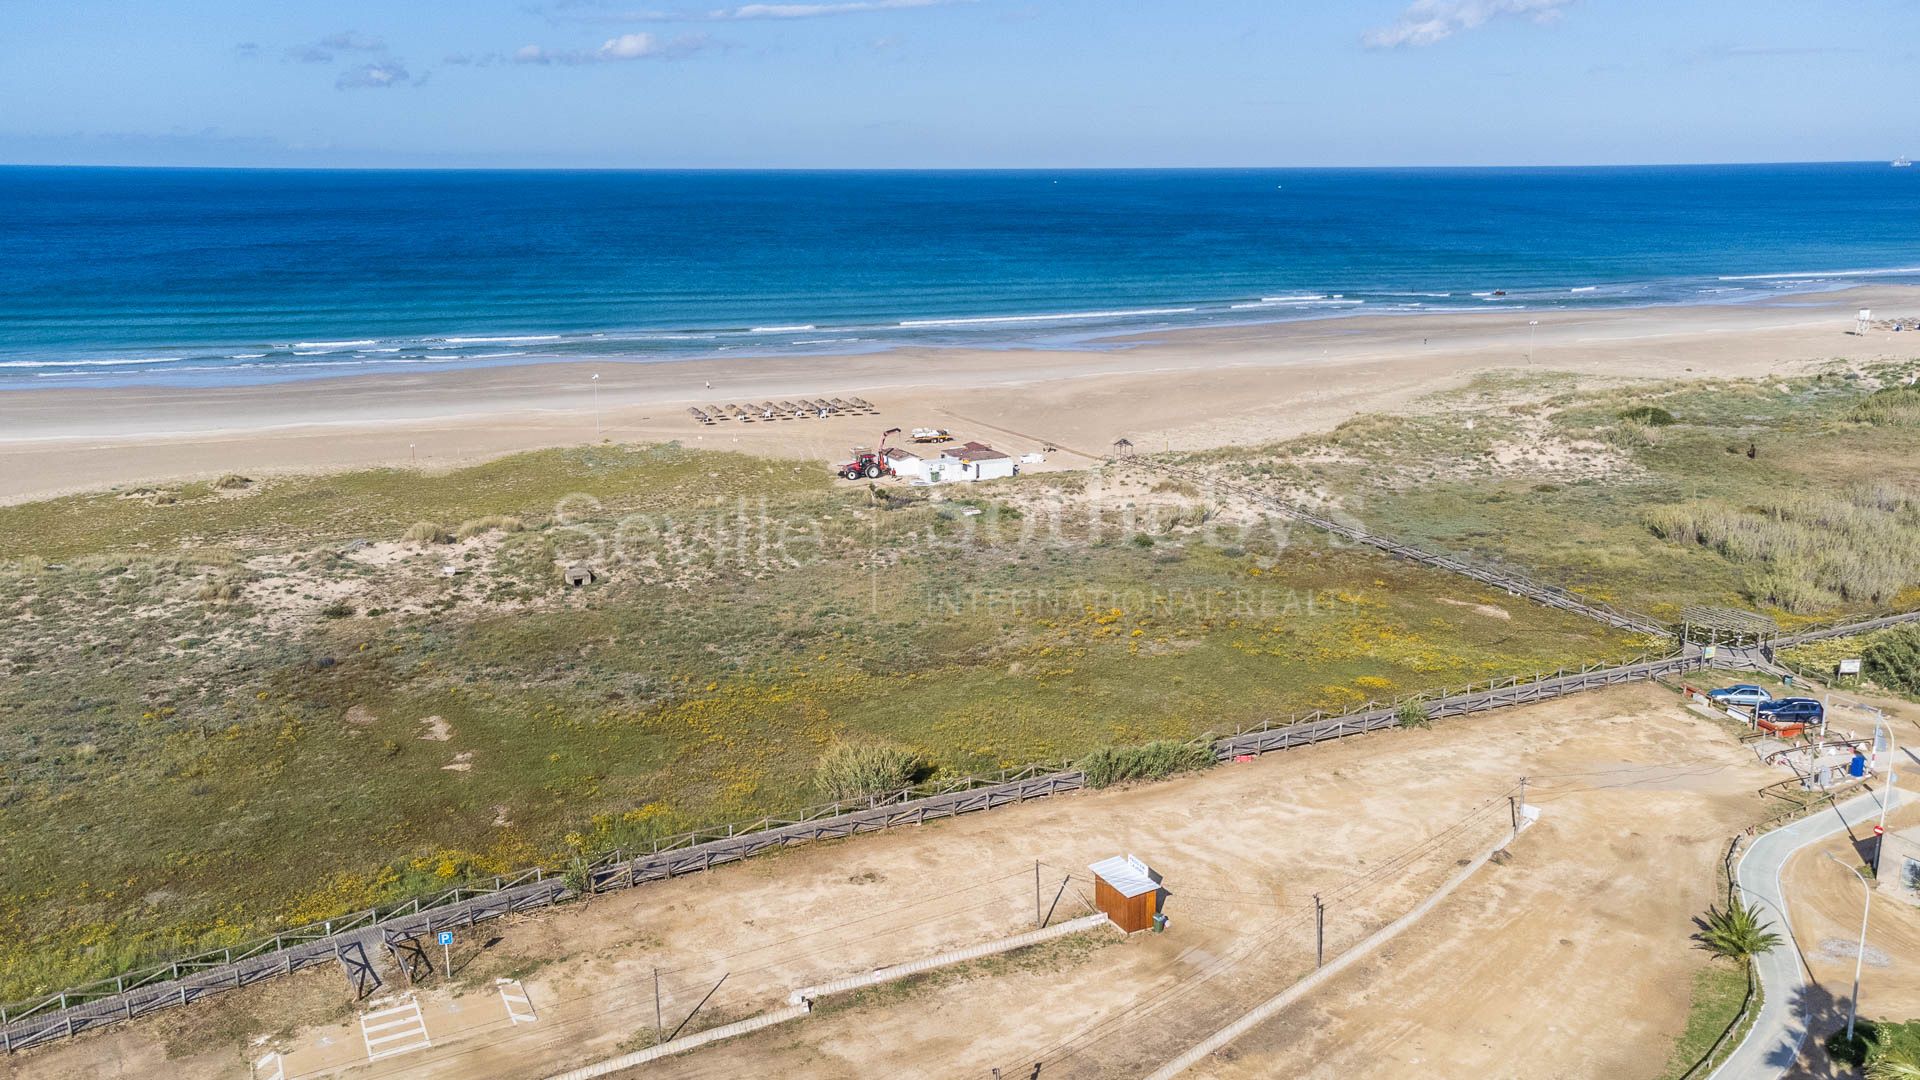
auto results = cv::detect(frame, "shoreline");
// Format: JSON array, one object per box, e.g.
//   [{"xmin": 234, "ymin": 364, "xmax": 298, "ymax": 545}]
[
  {"xmin": 3, "ymin": 285, "xmax": 1918, "ymax": 505},
  {"xmin": 4, "ymin": 277, "xmax": 1913, "ymax": 393}
]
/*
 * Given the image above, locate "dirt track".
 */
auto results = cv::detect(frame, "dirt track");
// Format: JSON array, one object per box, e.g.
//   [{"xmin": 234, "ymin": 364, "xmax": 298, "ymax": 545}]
[{"xmin": 9, "ymin": 684, "xmax": 1783, "ymax": 1080}]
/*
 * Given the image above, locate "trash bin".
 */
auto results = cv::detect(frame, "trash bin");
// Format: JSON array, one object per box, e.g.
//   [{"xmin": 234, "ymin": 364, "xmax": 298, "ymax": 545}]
[{"xmin": 1151, "ymin": 913, "xmax": 1168, "ymax": 933}]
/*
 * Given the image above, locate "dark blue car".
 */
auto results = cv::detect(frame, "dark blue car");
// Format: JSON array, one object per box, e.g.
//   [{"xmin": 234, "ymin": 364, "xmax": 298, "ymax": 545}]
[{"xmin": 1756, "ymin": 698, "xmax": 1824, "ymax": 723}]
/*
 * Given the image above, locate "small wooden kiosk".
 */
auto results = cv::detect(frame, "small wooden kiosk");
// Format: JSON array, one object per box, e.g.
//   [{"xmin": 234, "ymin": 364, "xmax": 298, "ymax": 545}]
[{"xmin": 1089, "ymin": 854, "xmax": 1162, "ymax": 933}]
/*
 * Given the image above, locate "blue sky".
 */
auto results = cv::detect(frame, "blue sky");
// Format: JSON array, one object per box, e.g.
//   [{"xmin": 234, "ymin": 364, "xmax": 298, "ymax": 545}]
[{"xmin": 1, "ymin": 0, "xmax": 1915, "ymax": 168}]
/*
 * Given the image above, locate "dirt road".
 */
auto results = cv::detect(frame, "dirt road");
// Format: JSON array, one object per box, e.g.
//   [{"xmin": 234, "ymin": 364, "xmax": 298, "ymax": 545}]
[{"xmin": 9, "ymin": 684, "xmax": 1783, "ymax": 1080}]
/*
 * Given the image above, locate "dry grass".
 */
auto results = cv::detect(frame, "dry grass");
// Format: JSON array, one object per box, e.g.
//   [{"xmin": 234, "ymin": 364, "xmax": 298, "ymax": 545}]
[
  {"xmin": 455, "ymin": 515, "xmax": 525, "ymax": 540},
  {"xmin": 1644, "ymin": 483, "xmax": 1920, "ymax": 612},
  {"xmin": 403, "ymin": 521, "xmax": 452, "ymax": 545},
  {"xmin": 1851, "ymin": 384, "xmax": 1920, "ymax": 426}
]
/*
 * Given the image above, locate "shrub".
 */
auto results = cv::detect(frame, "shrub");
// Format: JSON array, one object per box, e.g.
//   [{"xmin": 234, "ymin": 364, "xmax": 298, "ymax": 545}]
[
  {"xmin": 1852, "ymin": 385, "xmax": 1920, "ymax": 427},
  {"xmin": 455, "ymin": 515, "xmax": 525, "ymax": 540},
  {"xmin": 320, "ymin": 602, "xmax": 355, "ymax": 619},
  {"xmin": 1618, "ymin": 405, "xmax": 1677, "ymax": 426},
  {"xmin": 1131, "ymin": 533, "xmax": 1155, "ymax": 548},
  {"xmin": 212, "ymin": 473, "xmax": 253, "ymax": 490},
  {"xmin": 194, "ymin": 570, "xmax": 250, "ymax": 603},
  {"xmin": 1605, "ymin": 420, "xmax": 1662, "ymax": 448},
  {"xmin": 1396, "ymin": 699, "xmax": 1431, "ymax": 729},
  {"xmin": 1645, "ymin": 485, "xmax": 1920, "ymax": 612},
  {"xmin": 814, "ymin": 742, "xmax": 929, "ymax": 802},
  {"xmin": 1077, "ymin": 740, "xmax": 1214, "ymax": 789},
  {"xmin": 403, "ymin": 521, "xmax": 452, "ymax": 545},
  {"xmin": 1866, "ymin": 625, "xmax": 1920, "ymax": 696}
]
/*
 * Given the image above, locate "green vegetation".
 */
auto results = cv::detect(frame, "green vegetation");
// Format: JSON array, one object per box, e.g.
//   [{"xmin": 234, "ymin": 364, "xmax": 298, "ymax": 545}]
[
  {"xmin": 1076, "ymin": 740, "xmax": 1215, "ymax": 788},
  {"xmin": 1620, "ymin": 405, "xmax": 1677, "ymax": 426},
  {"xmin": 1697, "ymin": 896, "xmax": 1781, "ymax": 959},
  {"xmin": 1826, "ymin": 1019, "xmax": 1920, "ymax": 1071},
  {"xmin": 1644, "ymin": 482, "xmax": 1920, "ymax": 612},
  {"xmin": 1852, "ymin": 384, "xmax": 1920, "ymax": 427},
  {"xmin": 1656, "ymin": 956, "xmax": 1754, "ymax": 1080},
  {"xmin": 0, "ymin": 442, "xmax": 1637, "ymax": 1001},
  {"xmin": 1867, "ymin": 625, "xmax": 1920, "ymax": 696},
  {"xmin": 814, "ymin": 742, "xmax": 929, "ymax": 801},
  {"xmin": 1395, "ymin": 698, "xmax": 1432, "ymax": 729},
  {"xmin": 1163, "ymin": 363, "xmax": 1920, "ymax": 623},
  {"xmin": 1782, "ymin": 623, "xmax": 1920, "ymax": 698}
]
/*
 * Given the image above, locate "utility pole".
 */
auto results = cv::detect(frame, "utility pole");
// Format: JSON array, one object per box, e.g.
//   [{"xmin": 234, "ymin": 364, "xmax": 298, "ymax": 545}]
[
  {"xmin": 653, "ymin": 967, "xmax": 663, "ymax": 1045},
  {"xmin": 1035, "ymin": 860, "xmax": 1042, "ymax": 928},
  {"xmin": 1314, "ymin": 893, "xmax": 1325, "ymax": 968}
]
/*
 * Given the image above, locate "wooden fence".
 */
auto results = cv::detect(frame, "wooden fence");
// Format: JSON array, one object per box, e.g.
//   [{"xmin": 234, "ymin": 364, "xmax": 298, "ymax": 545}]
[
  {"xmin": 1146, "ymin": 463, "xmax": 1671, "ymax": 638},
  {"xmin": 3, "ymin": 648, "xmax": 1722, "ymax": 1053}
]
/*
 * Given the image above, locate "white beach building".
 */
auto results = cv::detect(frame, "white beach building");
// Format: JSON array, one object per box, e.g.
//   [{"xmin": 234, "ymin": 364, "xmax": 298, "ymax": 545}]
[
  {"xmin": 882, "ymin": 446, "xmax": 931, "ymax": 482},
  {"xmin": 936, "ymin": 442, "xmax": 1016, "ymax": 482}
]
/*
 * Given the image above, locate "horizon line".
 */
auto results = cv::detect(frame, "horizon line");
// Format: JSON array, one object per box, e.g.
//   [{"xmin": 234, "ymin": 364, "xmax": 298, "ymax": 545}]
[{"xmin": 0, "ymin": 158, "xmax": 1909, "ymax": 175}]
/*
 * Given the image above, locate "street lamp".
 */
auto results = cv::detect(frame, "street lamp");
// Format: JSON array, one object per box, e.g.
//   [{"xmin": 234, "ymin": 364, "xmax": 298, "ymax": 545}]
[
  {"xmin": 1826, "ymin": 851, "xmax": 1872, "ymax": 1042},
  {"xmin": 591, "ymin": 373, "xmax": 602, "ymax": 440},
  {"xmin": 1527, "ymin": 319, "xmax": 1539, "ymax": 364},
  {"xmin": 1873, "ymin": 717, "xmax": 1896, "ymax": 873}
]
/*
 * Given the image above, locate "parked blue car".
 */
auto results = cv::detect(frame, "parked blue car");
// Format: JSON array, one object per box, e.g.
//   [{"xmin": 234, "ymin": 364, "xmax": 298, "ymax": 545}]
[
  {"xmin": 1707, "ymin": 684, "xmax": 1773, "ymax": 708},
  {"xmin": 1756, "ymin": 698, "xmax": 1824, "ymax": 723}
]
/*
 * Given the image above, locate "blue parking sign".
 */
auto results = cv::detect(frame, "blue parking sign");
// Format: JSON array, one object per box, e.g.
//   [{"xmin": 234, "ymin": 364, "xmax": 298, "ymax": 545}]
[{"xmin": 438, "ymin": 930, "xmax": 454, "ymax": 946}]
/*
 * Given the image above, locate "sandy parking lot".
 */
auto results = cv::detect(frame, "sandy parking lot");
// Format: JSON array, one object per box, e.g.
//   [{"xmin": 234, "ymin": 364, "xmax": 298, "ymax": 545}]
[{"xmin": 9, "ymin": 683, "xmax": 1784, "ymax": 1080}]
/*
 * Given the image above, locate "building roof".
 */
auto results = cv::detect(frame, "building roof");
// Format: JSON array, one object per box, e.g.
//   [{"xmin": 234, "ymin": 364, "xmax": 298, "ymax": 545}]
[
  {"xmin": 882, "ymin": 447, "xmax": 920, "ymax": 460},
  {"xmin": 1088, "ymin": 855, "xmax": 1158, "ymax": 898},
  {"xmin": 943, "ymin": 442, "xmax": 1010, "ymax": 463}
]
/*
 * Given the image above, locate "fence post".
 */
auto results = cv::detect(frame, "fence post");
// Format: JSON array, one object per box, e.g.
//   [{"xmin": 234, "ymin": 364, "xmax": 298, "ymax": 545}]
[{"xmin": 1314, "ymin": 894, "xmax": 1325, "ymax": 967}]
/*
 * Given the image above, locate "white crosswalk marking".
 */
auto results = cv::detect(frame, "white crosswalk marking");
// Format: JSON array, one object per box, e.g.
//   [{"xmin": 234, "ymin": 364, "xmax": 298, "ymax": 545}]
[
  {"xmin": 359, "ymin": 996, "xmax": 432, "ymax": 1061},
  {"xmin": 497, "ymin": 978, "xmax": 539, "ymax": 1025}
]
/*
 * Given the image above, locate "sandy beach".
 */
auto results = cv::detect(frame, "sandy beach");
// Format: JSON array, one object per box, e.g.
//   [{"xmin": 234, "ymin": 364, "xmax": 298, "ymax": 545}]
[{"xmin": 3, "ymin": 286, "xmax": 1918, "ymax": 504}]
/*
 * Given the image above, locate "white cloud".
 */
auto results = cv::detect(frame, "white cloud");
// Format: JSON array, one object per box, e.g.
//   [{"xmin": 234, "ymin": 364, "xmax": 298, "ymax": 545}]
[
  {"xmin": 713, "ymin": 0, "xmax": 948, "ymax": 17},
  {"xmin": 336, "ymin": 60, "xmax": 413, "ymax": 89},
  {"xmin": 286, "ymin": 29, "xmax": 388, "ymax": 64},
  {"xmin": 549, "ymin": 0, "xmax": 958, "ymax": 22},
  {"xmin": 1362, "ymin": 0, "xmax": 1574, "ymax": 49},
  {"xmin": 513, "ymin": 32, "xmax": 710, "ymax": 64},
  {"xmin": 320, "ymin": 31, "xmax": 387, "ymax": 52}
]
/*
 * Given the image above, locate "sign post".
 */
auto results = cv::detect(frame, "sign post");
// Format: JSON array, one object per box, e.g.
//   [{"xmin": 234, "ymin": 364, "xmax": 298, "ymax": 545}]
[{"xmin": 438, "ymin": 930, "xmax": 453, "ymax": 978}]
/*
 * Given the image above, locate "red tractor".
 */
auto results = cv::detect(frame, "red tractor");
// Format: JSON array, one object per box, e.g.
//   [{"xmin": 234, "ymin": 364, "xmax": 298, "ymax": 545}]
[{"xmin": 839, "ymin": 427, "xmax": 903, "ymax": 480}]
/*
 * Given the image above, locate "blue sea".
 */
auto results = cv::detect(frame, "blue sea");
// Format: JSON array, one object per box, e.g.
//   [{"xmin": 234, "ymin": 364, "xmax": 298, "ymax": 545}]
[{"xmin": 1, "ymin": 164, "xmax": 1916, "ymax": 389}]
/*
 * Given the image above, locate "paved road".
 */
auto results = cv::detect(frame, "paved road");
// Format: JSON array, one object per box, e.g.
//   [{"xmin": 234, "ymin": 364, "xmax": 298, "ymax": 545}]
[{"xmin": 1711, "ymin": 785, "xmax": 1909, "ymax": 1080}]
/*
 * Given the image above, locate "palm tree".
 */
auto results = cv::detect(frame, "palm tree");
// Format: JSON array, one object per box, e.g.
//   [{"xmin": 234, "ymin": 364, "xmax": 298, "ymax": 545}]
[
  {"xmin": 1866, "ymin": 1059, "xmax": 1920, "ymax": 1079},
  {"xmin": 1699, "ymin": 896, "xmax": 1782, "ymax": 959}
]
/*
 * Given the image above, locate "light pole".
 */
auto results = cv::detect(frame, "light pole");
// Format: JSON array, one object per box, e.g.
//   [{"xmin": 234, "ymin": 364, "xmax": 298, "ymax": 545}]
[
  {"xmin": 1873, "ymin": 716, "xmax": 1896, "ymax": 873},
  {"xmin": 1827, "ymin": 851, "xmax": 1871, "ymax": 1042},
  {"xmin": 1527, "ymin": 319, "xmax": 1539, "ymax": 364},
  {"xmin": 591, "ymin": 373, "xmax": 602, "ymax": 440}
]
